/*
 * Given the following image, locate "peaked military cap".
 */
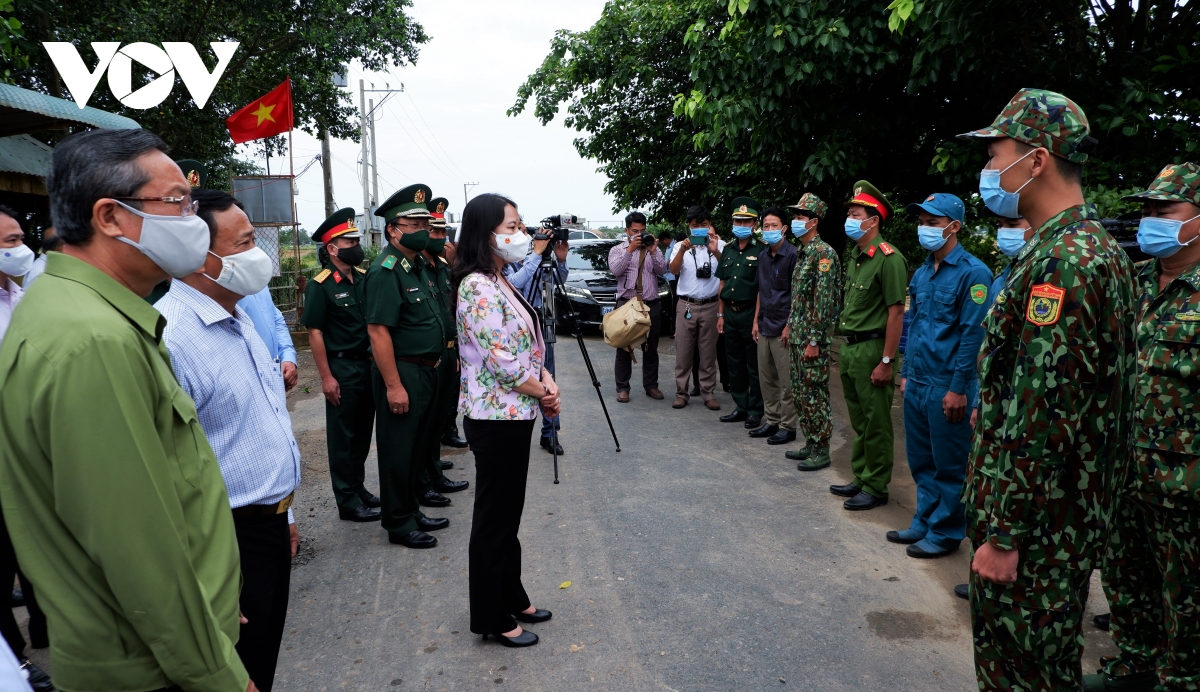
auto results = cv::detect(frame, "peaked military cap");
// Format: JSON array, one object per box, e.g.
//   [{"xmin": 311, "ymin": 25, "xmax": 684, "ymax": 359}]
[
  {"xmin": 844, "ymin": 180, "xmax": 892, "ymax": 220},
  {"xmin": 427, "ymin": 196, "xmax": 450, "ymax": 228},
  {"xmin": 787, "ymin": 193, "xmax": 828, "ymax": 219},
  {"xmin": 376, "ymin": 184, "xmax": 432, "ymax": 220},
  {"xmin": 958, "ymin": 88, "xmax": 1093, "ymax": 164},
  {"xmin": 1124, "ymin": 163, "xmax": 1200, "ymax": 206},
  {"xmin": 175, "ymin": 159, "xmax": 207, "ymax": 188},
  {"xmin": 730, "ymin": 196, "xmax": 760, "ymax": 219},
  {"xmin": 312, "ymin": 207, "xmax": 361, "ymax": 245}
]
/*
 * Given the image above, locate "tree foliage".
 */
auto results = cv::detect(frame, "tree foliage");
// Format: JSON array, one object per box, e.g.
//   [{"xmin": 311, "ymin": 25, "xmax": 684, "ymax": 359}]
[{"xmin": 2, "ymin": 0, "xmax": 428, "ymax": 186}]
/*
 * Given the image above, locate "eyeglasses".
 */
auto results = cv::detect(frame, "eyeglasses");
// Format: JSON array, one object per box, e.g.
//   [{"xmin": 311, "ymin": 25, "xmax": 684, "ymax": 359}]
[{"xmin": 113, "ymin": 196, "xmax": 199, "ymax": 217}]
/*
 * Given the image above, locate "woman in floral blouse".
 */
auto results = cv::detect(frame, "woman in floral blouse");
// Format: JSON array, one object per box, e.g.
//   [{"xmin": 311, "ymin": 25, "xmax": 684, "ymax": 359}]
[{"xmin": 451, "ymin": 193, "xmax": 561, "ymax": 648}]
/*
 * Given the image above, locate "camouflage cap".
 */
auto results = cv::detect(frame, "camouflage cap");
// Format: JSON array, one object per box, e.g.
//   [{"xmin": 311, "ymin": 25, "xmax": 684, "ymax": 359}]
[
  {"xmin": 1123, "ymin": 162, "xmax": 1200, "ymax": 206},
  {"xmin": 958, "ymin": 88, "xmax": 1092, "ymax": 163},
  {"xmin": 786, "ymin": 193, "xmax": 828, "ymax": 219}
]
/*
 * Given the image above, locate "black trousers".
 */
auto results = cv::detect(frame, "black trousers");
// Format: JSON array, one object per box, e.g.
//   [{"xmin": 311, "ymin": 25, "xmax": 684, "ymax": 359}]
[
  {"xmin": 0, "ymin": 507, "xmax": 46, "ymax": 657},
  {"xmin": 234, "ymin": 514, "xmax": 291, "ymax": 692},
  {"xmin": 614, "ymin": 297, "xmax": 661, "ymax": 393},
  {"xmin": 465, "ymin": 417, "xmax": 536, "ymax": 635}
]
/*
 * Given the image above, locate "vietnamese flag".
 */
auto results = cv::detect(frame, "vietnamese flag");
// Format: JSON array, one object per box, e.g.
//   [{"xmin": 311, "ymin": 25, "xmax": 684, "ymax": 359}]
[{"xmin": 226, "ymin": 78, "xmax": 294, "ymax": 144}]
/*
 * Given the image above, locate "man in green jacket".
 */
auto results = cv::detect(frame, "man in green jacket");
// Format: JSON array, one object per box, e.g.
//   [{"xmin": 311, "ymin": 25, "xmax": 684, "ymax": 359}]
[{"xmin": 0, "ymin": 129, "xmax": 253, "ymax": 692}]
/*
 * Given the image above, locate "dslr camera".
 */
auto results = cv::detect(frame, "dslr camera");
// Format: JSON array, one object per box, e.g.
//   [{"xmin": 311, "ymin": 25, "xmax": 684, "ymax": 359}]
[{"xmin": 535, "ymin": 214, "xmax": 578, "ymax": 243}]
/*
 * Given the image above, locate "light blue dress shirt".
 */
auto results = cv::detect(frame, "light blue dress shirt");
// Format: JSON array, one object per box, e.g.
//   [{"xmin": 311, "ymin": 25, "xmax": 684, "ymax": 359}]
[
  {"xmin": 505, "ymin": 252, "xmax": 568, "ymax": 308},
  {"xmin": 237, "ymin": 287, "xmax": 297, "ymax": 365},
  {"xmin": 156, "ymin": 281, "xmax": 301, "ymax": 523}
]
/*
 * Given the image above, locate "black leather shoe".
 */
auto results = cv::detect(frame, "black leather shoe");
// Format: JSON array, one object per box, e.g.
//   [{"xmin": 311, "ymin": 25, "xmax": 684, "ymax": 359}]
[
  {"xmin": 886, "ymin": 530, "xmax": 921, "ymax": 545},
  {"xmin": 723, "ymin": 383, "xmax": 731, "ymax": 392},
  {"xmin": 514, "ymin": 608, "xmax": 552, "ymax": 624},
  {"xmin": 749, "ymin": 423, "xmax": 778, "ymax": 438},
  {"xmin": 906, "ymin": 542, "xmax": 959, "ymax": 559},
  {"xmin": 766, "ymin": 429, "xmax": 796, "ymax": 445},
  {"xmin": 442, "ymin": 434, "xmax": 469, "ymax": 448},
  {"xmin": 744, "ymin": 415, "xmax": 762, "ymax": 429},
  {"xmin": 10, "ymin": 589, "xmax": 24, "ymax": 607},
  {"xmin": 483, "ymin": 629, "xmax": 539, "ymax": 647},
  {"xmin": 420, "ymin": 489, "xmax": 452, "ymax": 507},
  {"xmin": 719, "ymin": 410, "xmax": 747, "ymax": 423},
  {"xmin": 417, "ymin": 516, "xmax": 449, "ymax": 532},
  {"xmin": 954, "ymin": 583, "xmax": 969, "ymax": 600},
  {"xmin": 19, "ymin": 659, "xmax": 52, "ymax": 692},
  {"xmin": 359, "ymin": 492, "xmax": 382, "ymax": 508},
  {"xmin": 540, "ymin": 436, "xmax": 565, "ymax": 455},
  {"xmin": 439, "ymin": 459, "xmax": 455, "ymax": 470},
  {"xmin": 1094, "ymin": 612, "xmax": 1110, "ymax": 631},
  {"xmin": 340, "ymin": 505, "xmax": 382, "ymax": 522},
  {"xmin": 688, "ymin": 386, "xmax": 701, "ymax": 397},
  {"xmin": 389, "ymin": 530, "xmax": 438, "ymax": 549},
  {"xmin": 829, "ymin": 482, "xmax": 860, "ymax": 498},
  {"xmin": 437, "ymin": 479, "xmax": 470, "ymax": 494},
  {"xmin": 844, "ymin": 490, "xmax": 888, "ymax": 511}
]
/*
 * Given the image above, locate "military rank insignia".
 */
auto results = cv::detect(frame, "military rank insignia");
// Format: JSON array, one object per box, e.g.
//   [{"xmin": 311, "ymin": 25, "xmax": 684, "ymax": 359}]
[
  {"xmin": 970, "ymin": 284, "xmax": 987, "ymax": 304},
  {"xmin": 400, "ymin": 257, "xmax": 412, "ymax": 272},
  {"xmin": 1027, "ymin": 283, "xmax": 1065, "ymax": 325},
  {"xmin": 1175, "ymin": 310, "xmax": 1200, "ymax": 322},
  {"xmin": 382, "ymin": 255, "xmax": 397, "ymax": 270},
  {"xmin": 879, "ymin": 242, "xmax": 895, "ymax": 255},
  {"xmin": 313, "ymin": 268, "xmax": 332, "ymax": 283},
  {"xmin": 818, "ymin": 258, "xmax": 832, "ymax": 273}
]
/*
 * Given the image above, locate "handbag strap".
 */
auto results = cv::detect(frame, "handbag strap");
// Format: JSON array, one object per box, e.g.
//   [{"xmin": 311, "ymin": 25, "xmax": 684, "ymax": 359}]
[{"xmin": 634, "ymin": 247, "xmax": 646, "ymax": 297}]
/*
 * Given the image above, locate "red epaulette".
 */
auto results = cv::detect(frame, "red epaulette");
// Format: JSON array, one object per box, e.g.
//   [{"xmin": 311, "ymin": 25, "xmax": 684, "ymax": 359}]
[{"xmin": 879, "ymin": 242, "xmax": 895, "ymax": 256}]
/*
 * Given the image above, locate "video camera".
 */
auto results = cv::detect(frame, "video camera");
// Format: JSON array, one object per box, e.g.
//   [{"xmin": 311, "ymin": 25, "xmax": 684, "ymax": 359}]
[{"xmin": 535, "ymin": 214, "xmax": 578, "ymax": 243}]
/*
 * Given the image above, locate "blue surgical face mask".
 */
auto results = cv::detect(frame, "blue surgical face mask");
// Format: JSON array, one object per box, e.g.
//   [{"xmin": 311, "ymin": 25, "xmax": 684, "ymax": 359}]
[
  {"xmin": 917, "ymin": 225, "xmax": 949, "ymax": 252},
  {"xmin": 1137, "ymin": 214, "xmax": 1200, "ymax": 258},
  {"xmin": 979, "ymin": 148, "xmax": 1038, "ymax": 218},
  {"xmin": 732, "ymin": 224, "xmax": 754, "ymax": 239},
  {"xmin": 996, "ymin": 227, "xmax": 1030, "ymax": 258},
  {"xmin": 791, "ymin": 219, "xmax": 809, "ymax": 237},
  {"xmin": 844, "ymin": 217, "xmax": 869, "ymax": 241},
  {"xmin": 762, "ymin": 229, "xmax": 784, "ymax": 245}
]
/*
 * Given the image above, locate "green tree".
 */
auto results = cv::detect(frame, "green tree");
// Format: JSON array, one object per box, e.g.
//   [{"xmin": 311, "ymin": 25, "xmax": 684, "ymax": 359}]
[{"xmin": 2, "ymin": 0, "xmax": 428, "ymax": 186}]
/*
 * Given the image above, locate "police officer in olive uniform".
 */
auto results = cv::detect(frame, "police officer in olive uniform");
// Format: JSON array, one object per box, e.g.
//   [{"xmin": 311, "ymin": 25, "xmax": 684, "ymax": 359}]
[
  {"xmin": 301, "ymin": 208, "xmax": 381, "ymax": 522},
  {"xmin": 716, "ymin": 197, "xmax": 766, "ymax": 429},
  {"xmin": 365, "ymin": 184, "xmax": 450, "ymax": 549},
  {"xmin": 830, "ymin": 181, "xmax": 908, "ymax": 511}
]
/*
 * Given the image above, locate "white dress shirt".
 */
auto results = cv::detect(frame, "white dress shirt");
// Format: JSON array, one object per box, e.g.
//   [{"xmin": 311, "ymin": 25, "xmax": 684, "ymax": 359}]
[
  {"xmin": 21, "ymin": 253, "xmax": 47, "ymax": 289},
  {"xmin": 0, "ymin": 277, "xmax": 23, "ymax": 344},
  {"xmin": 670, "ymin": 240, "xmax": 725, "ymax": 300},
  {"xmin": 156, "ymin": 281, "xmax": 301, "ymax": 522}
]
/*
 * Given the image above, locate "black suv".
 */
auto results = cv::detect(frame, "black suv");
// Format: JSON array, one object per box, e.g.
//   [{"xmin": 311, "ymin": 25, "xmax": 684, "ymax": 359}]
[{"xmin": 553, "ymin": 239, "xmax": 670, "ymax": 333}]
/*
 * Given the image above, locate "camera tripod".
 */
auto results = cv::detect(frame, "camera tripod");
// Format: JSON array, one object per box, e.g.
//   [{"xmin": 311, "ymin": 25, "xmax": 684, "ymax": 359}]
[{"xmin": 530, "ymin": 246, "xmax": 622, "ymax": 484}]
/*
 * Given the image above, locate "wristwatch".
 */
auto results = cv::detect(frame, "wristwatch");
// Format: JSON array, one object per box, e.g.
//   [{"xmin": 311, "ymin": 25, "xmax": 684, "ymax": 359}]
[
  {"xmin": 881, "ymin": 356, "xmax": 893, "ymax": 364},
  {"xmin": 717, "ymin": 312, "xmax": 724, "ymax": 318}
]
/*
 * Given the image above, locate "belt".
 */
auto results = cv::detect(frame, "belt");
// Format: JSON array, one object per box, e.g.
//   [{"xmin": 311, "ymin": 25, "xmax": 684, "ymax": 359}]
[
  {"xmin": 726, "ymin": 300, "xmax": 755, "ymax": 312},
  {"xmin": 444, "ymin": 340, "xmax": 457, "ymax": 350},
  {"xmin": 397, "ymin": 354, "xmax": 442, "ymax": 368},
  {"xmin": 843, "ymin": 331, "xmax": 885, "ymax": 344},
  {"xmin": 679, "ymin": 295, "xmax": 718, "ymax": 306},
  {"xmin": 231, "ymin": 492, "xmax": 294, "ymax": 517},
  {"xmin": 331, "ymin": 349, "xmax": 371, "ymax": 361}
]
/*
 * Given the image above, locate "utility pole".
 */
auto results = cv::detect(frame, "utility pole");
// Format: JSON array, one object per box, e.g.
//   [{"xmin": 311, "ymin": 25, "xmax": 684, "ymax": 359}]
[
  {"xmin": 320, "ymin": 128, "xmax": 335, "ymax": 217},
  {"xmin": 369, "ymin": 98, "xmax": 379, "ymax": 235},
  {"xmin": 463, "ymin": 182, "xmax": 479, "ymax": 209},
  {"xmin": 360, "ymin": 82, "xmax": 405, "ymax": 248},
  {"xmin": 359, "ymin": 79, "xmax": 372, "ymax": 247}
]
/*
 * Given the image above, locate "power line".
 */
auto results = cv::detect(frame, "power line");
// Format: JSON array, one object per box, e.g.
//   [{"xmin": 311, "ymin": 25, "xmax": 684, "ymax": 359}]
[
  {"xmin": 383, "ymin": 101, "xmax": 461, "ymax": 183},
  {"xmin": 398, "ymin": 92, "xmax": 472, "ymax": 181}
]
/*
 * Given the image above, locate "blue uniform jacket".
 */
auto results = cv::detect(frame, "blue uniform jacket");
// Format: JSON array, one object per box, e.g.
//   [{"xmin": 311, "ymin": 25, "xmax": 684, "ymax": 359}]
[{"xmin": 900, "ymin": 243, "xmax": 992, "ymax": 406}]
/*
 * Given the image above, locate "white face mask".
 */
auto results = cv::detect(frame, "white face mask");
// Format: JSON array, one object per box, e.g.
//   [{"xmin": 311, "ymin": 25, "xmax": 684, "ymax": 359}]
[
  {"xmin": 493, "ymin": 231, "xmax": 531, "ymax": 264},
  {"xmin": 113, "ymin": 200, "xmax": 210, "ymax": 278},
  {"xmin": 204, "ymin": 246, "xmax": 274, "ymax": 296},
  {"xmin": 0, "ymin": 243, "xmax": 34, "ymax": 277}
]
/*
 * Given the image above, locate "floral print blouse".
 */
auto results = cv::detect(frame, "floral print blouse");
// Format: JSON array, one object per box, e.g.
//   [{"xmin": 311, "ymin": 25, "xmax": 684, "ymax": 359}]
[{"xmin": 457, "ymin": 272, "xmax": 545, "ymax": 421}]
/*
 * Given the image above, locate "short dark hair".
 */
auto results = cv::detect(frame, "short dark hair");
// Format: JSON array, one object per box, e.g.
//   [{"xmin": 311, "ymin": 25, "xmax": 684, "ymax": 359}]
[
  {"xmin": 625, "ymin": 211, "xmax": 647, "ymax": 228},
  {"xmin": 41, "ymin": 234, "xmax": 64, "ymax": 253},
  {"xmin": 1053, "ymin": 156, "xmax": 1083, "ymax": 184},
  {"xmin": 451, "ymin": 193, "xmax": 517, "ymax": 289},
  {"xmin": 760, "ymin": 206, "xmax": 789, "ymax": 228},
  {"xmin": 0, "ymin": 204, "xmax": 17, "ymax": 224},
  {"xmin": 686, "ymin": 205, "xmax": 710, "ymax": 226},
  {"xmin": 46, "ymin": 129, "xmax": 170, "ymax": 246},
  {"xmin": 656, "ymin": 230, "xmax": 672, "ymax": 241},
  {"xmin": 191, "ymin": 188, "xmax": 245, "ymax": 246}
]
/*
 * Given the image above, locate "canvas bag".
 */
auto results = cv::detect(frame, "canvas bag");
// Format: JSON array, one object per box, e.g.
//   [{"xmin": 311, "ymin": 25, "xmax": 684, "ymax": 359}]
[{"xmin": 602, "ymin": 247, "xmax": 652, "ymax": 362}]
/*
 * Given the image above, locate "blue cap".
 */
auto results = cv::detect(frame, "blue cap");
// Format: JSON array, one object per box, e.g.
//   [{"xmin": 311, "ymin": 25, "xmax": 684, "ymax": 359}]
[{"xmin": 905, "ymin": 193, "xmax": 965, "ymax": 223}]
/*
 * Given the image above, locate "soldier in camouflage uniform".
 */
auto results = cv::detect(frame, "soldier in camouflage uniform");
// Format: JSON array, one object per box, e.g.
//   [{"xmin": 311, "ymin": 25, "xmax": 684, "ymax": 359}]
[
  {"xmin": 782, "ymin": 193, "xmax": 840, "ymax": 471},
  {"xmin": 958, "ymin": 89, "xmax": 1136, "ymax": 691},
  {"xmin": 1085, "ymin": 163, "xmax": 1200, "ymax": 692}
]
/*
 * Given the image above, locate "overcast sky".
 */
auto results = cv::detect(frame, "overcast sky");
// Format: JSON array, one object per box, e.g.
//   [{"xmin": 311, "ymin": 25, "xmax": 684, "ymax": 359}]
[{"xmin": 240, "ymin": 0, "xmax": 626, "ymax": 233}]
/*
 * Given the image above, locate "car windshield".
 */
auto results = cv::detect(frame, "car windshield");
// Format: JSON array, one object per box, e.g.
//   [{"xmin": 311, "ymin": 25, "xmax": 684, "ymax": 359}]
[{"xmin": 567, "ymin": 242, "xmax": 617, "ymax": 272}]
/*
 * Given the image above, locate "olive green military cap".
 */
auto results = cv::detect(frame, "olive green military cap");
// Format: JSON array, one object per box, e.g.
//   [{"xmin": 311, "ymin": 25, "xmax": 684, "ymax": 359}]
[
  {"xmin": 958, "ymin": 88, "xmax": 1093, "ymax": 164},
  {"xmin": 312, "ymin": 207, "xmax": 361, "ymax": 245},
  {"xmin": 175, "ymin": 159, "xmax": 207, "ymax": 188},
  {"xmin": 844, "ymin": 180, "xmax": 893, "ymax": 220},
  {"xmin": 427, "ymin": 197, "xmax": 450, "ymax": 228},
  {"xmin": 787, "ymin": 193, "xmax": 828, "ymax": 219},
  {"xmin": 376, "ymin": 184, "xmax": 432, "ymax": 220},
  {"xmin": 731, "ymin": 196, "xmax": 760, "ymax": 219},
  {"xmin": 1124, "ymin": 163, "xmax": 1200, "ymax": 206}
]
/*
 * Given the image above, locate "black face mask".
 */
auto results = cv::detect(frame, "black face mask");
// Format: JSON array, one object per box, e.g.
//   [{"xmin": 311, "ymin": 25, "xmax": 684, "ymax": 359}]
[{"xmin": 334, "ymin": 244, "xmax": 365, "ymax": 267}]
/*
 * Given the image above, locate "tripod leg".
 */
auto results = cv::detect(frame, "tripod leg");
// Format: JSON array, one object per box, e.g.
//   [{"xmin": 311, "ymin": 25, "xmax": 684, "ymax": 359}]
[{"xmin": 551, "ymin": 426, "xmax": 560, "ymax": 484}]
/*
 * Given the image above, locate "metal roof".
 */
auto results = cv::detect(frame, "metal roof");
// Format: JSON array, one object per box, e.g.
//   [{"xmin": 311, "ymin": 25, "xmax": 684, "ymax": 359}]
[
  {"xmin": 0, "ymin": 83, "xmax": 140, "ymax": 137},
  {"xmin": 0, "ymin": 135, "xmax": 53, "ymax": 178}
]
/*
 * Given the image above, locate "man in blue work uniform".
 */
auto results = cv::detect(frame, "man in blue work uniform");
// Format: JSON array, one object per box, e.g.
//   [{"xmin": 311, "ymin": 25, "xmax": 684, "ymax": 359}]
[{"xmin": 889, "ymin": 193, "xmax": 993, "ymax": 558}]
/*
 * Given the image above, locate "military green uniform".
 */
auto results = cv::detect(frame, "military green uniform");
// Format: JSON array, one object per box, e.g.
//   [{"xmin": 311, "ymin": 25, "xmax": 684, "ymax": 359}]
[
  {"xmin": 958, "ymin": 89, "xmax": 1136, "ymax": 691},
  {"xmin": 717, "ymin": 197, "xmax": 765, "ymax": 419},
  {"xmin": 1098, "ymin": 163, "xmax": 1200, "ymax": 691},
  {"xmin": 418, "ymin": 250, "xmax": 456, "ymax": 494},
  {"xmin": 365, "ymin": 185, "xmax": 447, "ymax": 539},
  {"xmin": 427, "ymin": 197, "xmax": 463, "ymax": 444},
  {"xmin": 785, "ymin": 194, "xmax": 840, "ymax": 461},
  {"xmin": 301, "ymin": 208, "xmax": 375, "ymax": 515}
]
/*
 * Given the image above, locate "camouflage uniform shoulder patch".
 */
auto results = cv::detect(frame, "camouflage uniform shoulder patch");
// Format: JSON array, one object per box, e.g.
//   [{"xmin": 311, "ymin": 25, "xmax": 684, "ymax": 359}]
[{"xmin": 1027, "ymin": 283, "xmax": 1066, "ymax": 325}]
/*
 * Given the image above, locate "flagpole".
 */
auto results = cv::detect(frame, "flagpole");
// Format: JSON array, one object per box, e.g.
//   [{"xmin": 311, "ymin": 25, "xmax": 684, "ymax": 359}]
[{"xmin": 289, "ymin": 114, "xmax": 299, "ymax": 323}]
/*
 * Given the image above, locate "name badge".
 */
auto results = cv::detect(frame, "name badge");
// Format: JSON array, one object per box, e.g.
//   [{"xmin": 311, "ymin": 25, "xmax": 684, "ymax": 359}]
[{"xmin": 407, "ymin": 287, "xmax": 420, "ymax": 293}]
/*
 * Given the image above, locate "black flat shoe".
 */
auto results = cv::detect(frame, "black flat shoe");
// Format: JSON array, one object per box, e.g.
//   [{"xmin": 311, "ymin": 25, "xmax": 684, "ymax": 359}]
[
  {"xmin": 437, "ymin": 479, "xmax": 470, "ymax": 494},
  {"xmin": 417, "ymin": 516, "xmax": 449, "ymax": 532},
  {"xmin": 1094, "ymin": 613, "xmax": 1110, "ymax": 631},
  {"xmin": 885, "ymin": 530, "xmax": 921, "ymax": 545},
  {"xmin": 744, "ymin": 415, "xmax": 762, "ymax": 429},
  {"xmin": 483, "ymin": 630, "xmax": 539, "ymax": 647},
  {"xmin": 829, "ymin": 482, "xmax": 859, "ymax": 498},
  {"xmin": 514, "ymin": 608, "xmax": 552, "ymax": 624},
  {"xmin": 688, "ymin": 386, "xmax": 701, "ymax": 397},
  {"xmin": 442, "ymin": 434, "xmax": 469, "ymax": 448},
  {"xmin": 719, "ymin": 410, "xmax": 747, "ymax": 423},
  {"xmin": 359, "ymin": 492, "xmax": 382, "ymax": 508},
  {"xmin": 340, "ymin": 505, "xmax": 382, "ymax": 522},
  {"xmin": 440, "ymin": 459, "xmax": 455, "ymax": 470},
  {"xmin": 906, "ymin": 542, "xmax": 958, "ymax": 559},
  {"xmin": 844, "ymin": 490, "xmax": 888, "ymax": 511},
  {"xmin": 954, "ymin": 583, "xmax": 969, "ymax": 600},
  {"xmin": 540, "ymin": 437, "xmax": 565, "ymax": 455},
  {"xmin": 420, "ymin": 489, "xmax": 452, "ymax": 507},
  {"xmin": 766, "ymin": 429, "xmax": 796, "ymax": 445},
  {"xmin": 10, "ymin": 589, "xmax": 24, "ymax": 607},
  {"xmin": 389, "ymin": 530, "xmax": 438, "ymax": 549},
  {"xmin": 749, "ymin": 423, "xmax": 778, "ymax": 438}
]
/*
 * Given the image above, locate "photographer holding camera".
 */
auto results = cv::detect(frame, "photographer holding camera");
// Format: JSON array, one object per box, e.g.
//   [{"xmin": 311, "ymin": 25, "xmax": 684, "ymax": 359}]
[
  {"xmin": 669, "ymin": 205, "xmax": 725, "ymax": 410},
  {"xmin": 608, "ymin": 211, "xmax": 668, "ymax": 402}
]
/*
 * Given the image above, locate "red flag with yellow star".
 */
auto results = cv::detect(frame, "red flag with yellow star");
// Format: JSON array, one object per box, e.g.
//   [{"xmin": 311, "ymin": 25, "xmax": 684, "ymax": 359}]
[{"xmin": 225, "ymin": 78, "xmax": 294, "ymax": 144}]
